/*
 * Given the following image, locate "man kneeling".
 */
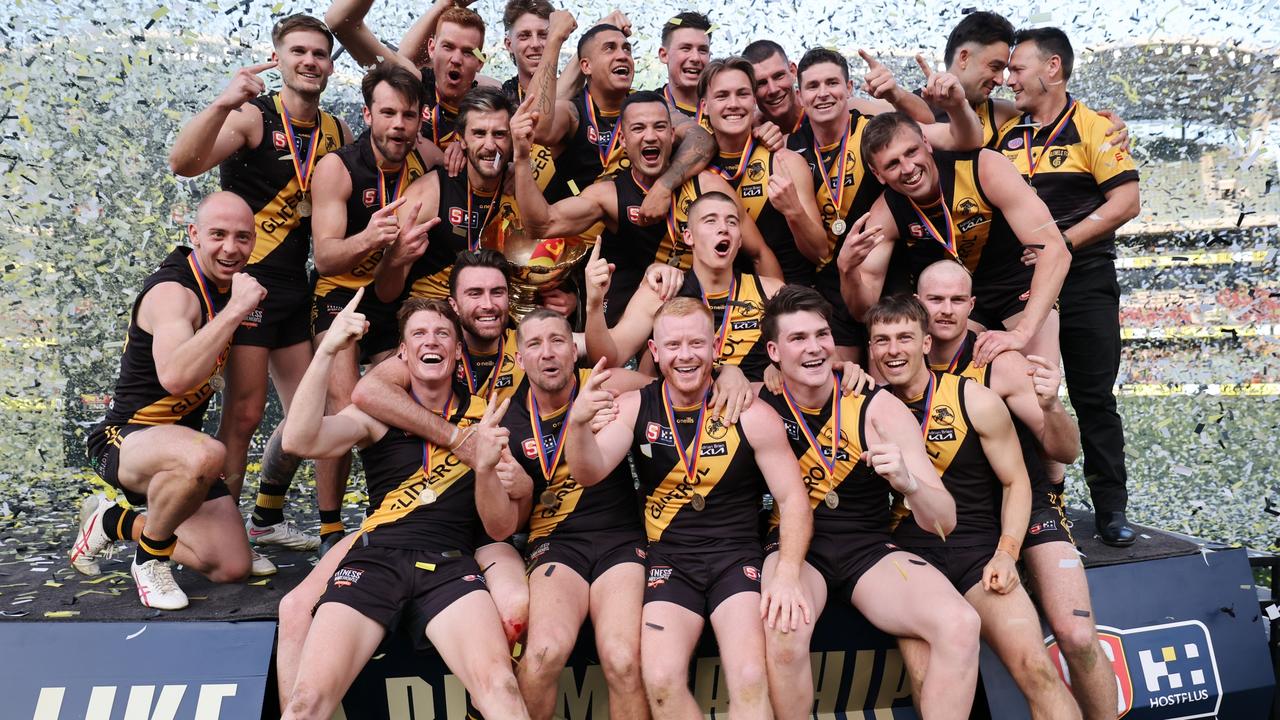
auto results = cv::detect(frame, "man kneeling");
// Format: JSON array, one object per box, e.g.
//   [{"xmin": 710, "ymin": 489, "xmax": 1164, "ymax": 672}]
[{"xmin": 278, "ymin": 289, "xmax": 532, "ymax": 719}]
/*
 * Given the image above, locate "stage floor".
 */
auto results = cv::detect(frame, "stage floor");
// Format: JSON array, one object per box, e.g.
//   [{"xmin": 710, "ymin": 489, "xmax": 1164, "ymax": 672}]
[{"xmin": 0, "ymin": 504, "xmax": 1209, "ymax": 623}]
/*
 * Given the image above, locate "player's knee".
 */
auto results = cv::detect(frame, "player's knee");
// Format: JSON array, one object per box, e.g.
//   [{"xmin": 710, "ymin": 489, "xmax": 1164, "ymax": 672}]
[
  {"xmin": 727, "ymin": 659, "xmax": 769, "ymax": 701},
  {"xmin": 1055, "ymin": 621, "xmax": 1101, "ymax": 663},
  {"xmin": 642, "ymin": 659, "xmax": 687, "ymax": 701},
  {"xmin": 205, "ymin": 550, "xmax": 251, "ymax": 584},
  {"xmin": 279, "ymin": 589, "xmax": 314, "ymax": 632},
  {"xmin": 767, "ymin": 628, "xmax": 811, "ymax": 669},
  {"xmin": 283, "ymin": 683, "xmax": 332, "ymax": 720},
  {"xmin": 185, "ymin": 439, "xmax": 226, "ymax": 481},
  {"xmin": 524, "ymin": 628, "xmax": 575, "ymax": 674},
  {"xmin": 598, "ymin": 640, "xmax": 640, "ymax": 687},
  {"xmin": 470, "ymin": 665, "xmax": 522, "ymax": 706},
  {"xmin": 224, "ymin": 397, "xmax": 265, "ymax": 436},
  {"xmin": 935, "ymin": 602, "xmax": 981, "ymax": 659}
]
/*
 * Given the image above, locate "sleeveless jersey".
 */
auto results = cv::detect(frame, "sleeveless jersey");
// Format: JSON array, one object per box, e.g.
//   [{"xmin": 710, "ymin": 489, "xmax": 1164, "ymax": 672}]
[
  {"xmin": 219, "ymin": 93, "xmax": 345, "ymax": 279},
  {"xmin": 599, "ymin": 170, "xmax": 701, "ymax": 325},
  {"xmin": 356, "ymin": 386, "xmax": 487, "ymax": 550},
  {"xmin": 404, "ymin": 166, "xmax": 516, "ymax": 299},
  {"xmin": 882, "ymin": 149, "xmax": 1029, "ymax": 299},
  {"xmin": 894, "ymin": 371, "xmax": 1001, "ymax": 547},
  {"xmin": 631, "ymin": 381, "xmax": 764, "ymax": 547},
  {"xmin": 655, "ymin": 84, "xmax": 699, "ymax": 118},
  {"xmin": 504, "ymin": 369, "xmax": 643, "ymax": 542},
  {"xmin": 918, "ymin": 92, "xmax": 1002, "ymax": 150},
  {"xmin": 102, "ymin": 247, "xmax": 231, "ymax": 428},
  {"xmin": 709, "ymin": 142, "xmax": 811, "ymax": 286},
  {"xmin": 418, "ymin": 67, "xmax": 468, "ymax": 149},
  {"xmin": 313, "ymin": 131, "xmax": 428, "ymax": 299},
  {"xmin": 456, "ymin": 327, "xmax": 524, "ymax": 404},
  {"xmin": 761, "ymin": 384, "xmax": 892, "ymax": 536},
  {"xmin": 558, "ymin": 87, "xmax": 629, "ymax": 194},
  {"xmin": 676, "ymin": 272, "xmax": 771, "ymax": 381}
]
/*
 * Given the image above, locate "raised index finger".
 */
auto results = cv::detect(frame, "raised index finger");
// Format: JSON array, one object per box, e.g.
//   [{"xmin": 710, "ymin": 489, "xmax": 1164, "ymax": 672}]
[
  {"xmin": 914, "ymin": 54, "xmax": 935, "ymax": 78},
  {"xmin": 857, "ymin": 49, "xmax": 881, "ymax": 69},
  {"xmin": 588, "ymin": 236, "xmax": 603, "ymax": 263},
  {"xmin": 246, "ymin": 60, "xmax": 279, "ymax": 75},
  {"xmin": 342, "ymin": 286, "xmax": 365, "ymax": 314}
]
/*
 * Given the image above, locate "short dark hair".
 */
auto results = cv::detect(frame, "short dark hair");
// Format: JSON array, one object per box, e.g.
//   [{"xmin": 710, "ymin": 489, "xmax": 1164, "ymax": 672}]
[
  {"xmin": 697, "ymin": 56, "xmax": 755, "ymax": 100},
  {"xmin": 502, "ymin": 0, "xmax": 553, "ymax": 32},
  {"xmin": 1013, "ymin": 26, "xmax": 1075, "ymax": 80},
  {"xmin": 686, "ymin": 190, "xmax": 737, "ymax": 223},
  {"xmin": 797, "ymin": 47, "xmax": 848, "ymax": 84},
  {"xmin": 397, "ymin": 297, "xmax": 463, "ymax": 342},
  {"xmin": 620, "ymin": 90, "xmax": 671, "ymax": 122},
  {"xmin": 449, "ymin": 248, "xmax": 512, "ymax": 298},
  {"xmin": 762, "ymin": 285, "xmax": 832, "ymax": 343},
  {"xmin": 577, "ymin": 23, "xmax": 624, "ymax": 57},
  {"xmin": 361, "ymin": 63, "xmax": 426, "ymax": 110},
  {"xmin": 866, "ymin": 294, "xmax": 929, "ymax": 335},
  {"xmin": 860, "ymin": 112, "xmax": 925, "ymax": 170},
  {"xmin": 661, "ymin": 12, "xmax": 711, "ymax": 47},
  {"xmin": 515, "ymin": 307, "xmax": 573, "ymax": 345},
  {"xmin": 456, "ymin": 86, "xmax": 515, "ymax": 135},
  {"xmin": 272, "ymin": 14, "xmax": 334, "ymax": 54},
  {"xmin": 943, "ymin": 11, "xmax": 1014, "ymax": 67},
  {"xmin": 742, "ymin": 39, "xmax": 788, "ymax": 66}
]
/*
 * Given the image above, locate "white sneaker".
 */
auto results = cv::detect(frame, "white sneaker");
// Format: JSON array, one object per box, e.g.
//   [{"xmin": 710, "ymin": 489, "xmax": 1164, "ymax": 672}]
[
  {"xmin": 70, "ymin": 494, "xmax": 115, "ymax": 576},
  {"xmin": 246, "ymin": 518, "xmax": 320, "ymax": 551},
  {"xmin": 250, "ymin": 549, "xmax": 278, "ymax": 577},
  {"xmin": 131, "ymin": 559, "xmax": 188, "ymax": 610}
]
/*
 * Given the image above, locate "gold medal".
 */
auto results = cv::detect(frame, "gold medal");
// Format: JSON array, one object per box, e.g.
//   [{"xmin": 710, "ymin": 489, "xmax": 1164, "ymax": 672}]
[
  {"xmin": 830, "ymin": 218, "xmax": 847, "ymax": 236},
  {"xmin": 208, "ymin": 374, "xmax": 225, "ymax": 392},
  {"xmin": 420, "ymin": 488, "xmax": 437, "ymax": 505},
  {"xmin": 540, "ymin": 490, "xmax": 559, "ymax": 508},
  {"xmin": 297, "ymin": 198, "xmax": 312, "ymax": 217},
  {"xmin": 690, "ymin": 493, "xmax": 706, "ymax": 511},
  {"xmin": 824, "ymin": 491, "xmax": 839, "ymax": 509}
]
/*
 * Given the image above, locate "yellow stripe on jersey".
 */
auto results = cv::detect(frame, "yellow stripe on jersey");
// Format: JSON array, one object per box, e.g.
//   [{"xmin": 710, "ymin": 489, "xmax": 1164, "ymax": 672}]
[
  {"xmin": 814, "ymin": 114, "xmax": 872, "ymax": 268},
  {"xmin": 769, "ymin": 390, "xmax": 870, "ymax": 531},
  {"xmin": 528, "ymin": 367, "xmax": 593, "ymax": 541},
  {"xmin": 249, "ymin": 110, "xmax": 344, "ymax": 265},
  {"xmin": 644, "ymin": 415, "xmax": 744, "ymax": 543}
]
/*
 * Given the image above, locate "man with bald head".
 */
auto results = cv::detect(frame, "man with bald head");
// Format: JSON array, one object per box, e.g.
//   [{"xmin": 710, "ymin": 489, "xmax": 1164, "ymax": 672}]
[{"xmin": 71, "ymin": 192, "xmax": 268, "ymax": 610}]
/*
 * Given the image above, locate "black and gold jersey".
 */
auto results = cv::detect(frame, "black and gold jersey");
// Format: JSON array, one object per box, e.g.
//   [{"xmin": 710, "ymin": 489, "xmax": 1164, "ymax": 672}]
[
  {"xmin": 760, "ymin": 384, "xmax": 892, "ymax": 536},
  {"xmin": 882, "ymin": 149, "xmax": 1030, "ymax": 300},
  {"xmin": 929, "ymin": 330, "xmax": 985, "ymax": 385},
  {"xmin": 504, "ymin": 369, "xmax": 643, "ymax": 542},
  {"xmin": 654, "ymin": 84, "xmax": 699, "ymax": 118},
  {"xmin": 219, "ymin": 93, "xmax": 345, "ymax": 280},
  {"xmin": 314, "ymin": 131, "xmax": 428, "ymax": 299},
  {"xmin": 710, "ymin": 142, "xmax": 811, "ymax": 286},
  {"xmin": 404, "ymin": 167, "xmax": 516, "ymax": 300},
  {"xmin": 456, "ymin": 327, "xmax": 524, "ymax": 404},
  {"xmin": 631, "ymin": 381, "xmax": 764, "ymax": 547},
  {"xmin": 356, "ymin": 385, "xmax": 487, "ymax": 550},
  {"xmin": 917, "ymin": 93, "xmax": 1003, "ymax": 150},
  {"xmin": 893, "ymin": 371, "xmax": 1000, "ymax": 547},
  {"xmin": 557, "ymin": 88, "xmax": 629, "ymax": 194},
  {"xmin": 418, "ymin": 67, "xmax": 468, "ymax": 150},
  {"xmin": 599, "ymin": 170, "xmax": 701, "ymax": 325},
  {"xmin": 994, "ymin": 95, "xmax": 1139, "ymax": 263},
  {"xmin": 787, "ymin": 110, "xmax": 884, "ymax": 303},
  {"xmin": 102, "ymin": 247, "xmax": 231, "ymax": 429},
  {"xmin": 676, "ymin": 271, "xmax": 771, "ymax": 381}
]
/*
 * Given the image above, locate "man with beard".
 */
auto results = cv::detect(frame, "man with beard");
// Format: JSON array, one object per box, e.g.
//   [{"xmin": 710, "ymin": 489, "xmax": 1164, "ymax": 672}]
[
  {"xmin": 309, "ymin": 63, "xmax": 434, "ymax": 548},
  {"xmin": 918, "ymin": 260, "xmax": 1117, "ymax": 719},
  {"xmin": 505, "ymin": 310, "xmax": 652, "ymax": 719},
  {"xmin": 787, "ymin": 47, "xmax": 980, "ymax": 360},
  {"xmin": 511, "ymin": 90, "xmax": 781, "ymax": 327},
  {"xmin": 868, "ymin": 294, "xmax": 1082, "ymax": 720},
  {"xmin": 756, "ymin": 285, "xmax": 980, "ymax": 720},
  {"xmin": 168, "ymin": 15, "xmax": 353, "ymax": 567},
  {"xmin": 1000, "ymin": 27, "xmax": 1142, "ymax": 551},
  {"xmin": 565, "ymin": 296, "xmax": 812, "ymax": 720},
  {"xmin": 277, "ymin": 292, "xmax": 532, "ymax": 720},
  {"xmin": 653, "ymin": 12, "xmax": 711, "ymax": 119},
  {"xmin": 838, "ymin": 112, "xmax": 1069, "ymax": 370},
  {"xmin": 71, "ymin": 193, "xmax": 264, "ymax": 609}
]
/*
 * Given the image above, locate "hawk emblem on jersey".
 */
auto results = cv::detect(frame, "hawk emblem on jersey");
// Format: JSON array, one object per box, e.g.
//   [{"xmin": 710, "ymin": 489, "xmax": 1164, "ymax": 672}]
[
  {"xmin": 747, "ymin": 159, "xmax": 766, "ymax": 182},
  {"xmin": 932, "ymin": 405, "xmax": 955, "ymax": 426},
  {"xmin": 733, "ymin": 298, "xmax": 764, "ymax": 318},
  {"xmin": 705, "ymin": 416, "xmax": 729, "ymax": 440},
  {"xmin": 500, "ymin": 355, "xmax": 516, "ymax": 372},
  {"xmin": 362, "ymin": 188, "xmax": 378, "ymax": 207},
  {"xmin": 627, "ymin": 206, "xmax": 641, "ymax": 223},
  {"xmin": 957, "ymin": 197, "xmax": 979, "ymax": 214},
  {"xmin": 272, "ymin": 130, "xmax": 288, "ymax": 150},
  {"xmin": 1048, "ymin": 148, "xmax": 1069, "ymax": 168}
]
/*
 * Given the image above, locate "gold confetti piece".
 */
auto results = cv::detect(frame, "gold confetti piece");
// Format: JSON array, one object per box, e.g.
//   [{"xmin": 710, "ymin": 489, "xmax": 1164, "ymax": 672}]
[
  {"xmin": 74, "ymin": 589, "xmax": 122, "ymax": 598},
  {"xmin": 43, "ymin": 581, "xmax": 62, "ymax": 588},
  {"xmin": 44, "ymin": 611, "xmax": 80, "ymax": 618},
  {"xmin": 892, "ymin": 560, "xmax": 908, "ymax": 581},
  {"xmin": 471, "ymin": 48, "xmax": 487, "ymax": 63},
  {"xmin": 934, "ymin": 520, "xmax": 947, "ymax": 542},
  {"xmin": 250, "ymin": 579, "xmax": 270, "ymax": 586},
  {"xmin": 415, "ymin": 561, "xmax": 436, "ymax": 571},
  {"xmin": 150, "ymin": 7, "xmax": 169, "ymax": 20},
  {"xmin": 82, "ymin": 571, "xmax": 129, "ymax": 585},
  {"xmin": 272, "ymin": 2, "xmax": 284, "ymax": 11},
  {"xmin": 668, "ymin": 17, "xmax": 682, "ymax": 25},
  {"xmin": 567, "ymin": 180, "xmax": 580, "ymax": 196},
  {"xmin": 372, "ymin": 653, "xmax": 386, "ymax": 660}
]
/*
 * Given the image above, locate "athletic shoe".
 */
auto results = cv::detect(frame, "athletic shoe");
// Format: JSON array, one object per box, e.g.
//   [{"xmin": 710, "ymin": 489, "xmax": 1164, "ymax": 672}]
[
  {"xmin": 245, "ymin": 518, "xmax": 320, "ymax": 551},
  {"xmin": 70, "ymin": 494, "xmax": 114, "ymax": 576},
  {"xmin": 250, "ymin": 549, "xmax": 278, "ymax": 577},
  {"xmin": 131, "ymin": 559, "xmax": 188, "ymax": 610}
]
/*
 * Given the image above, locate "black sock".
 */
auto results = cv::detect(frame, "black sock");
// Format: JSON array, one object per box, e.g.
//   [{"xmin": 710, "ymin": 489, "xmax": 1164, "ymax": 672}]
[
  {"xmin": 251, "ymin": 426, "xmax": 304, "ymax": 527},
  {"xmin": 101, "ymin": 504, "xmax": 141, "ymax": 542},
  {"xmin": 251, "ymin": 484, "xmax": 288, "ymax": 527},
  {"xmin": 136, "ymin": 532, "xmax": 177, "ymax": 564},
  {"xmin": 319, "ymin": 509, "xmax": 344, "ymax": 541}
]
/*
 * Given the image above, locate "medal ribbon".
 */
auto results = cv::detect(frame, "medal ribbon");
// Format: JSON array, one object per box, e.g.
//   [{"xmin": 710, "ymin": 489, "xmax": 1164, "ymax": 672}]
[
  {"xmin": 409, "ymin": 388, "xmax": 456, "ymax": 479},
  {"xmin": 186, "ymin": 254, "xmax": 217, "ymax": 323},
  {"xmin": 276, "ymin": 95, "xmax": 321, "ymax": 192},
  {"xmin": 917, "ymin": 372, "xmax": 936, "ymax": 437},
  {"xmin": 945, "ymin": 335, "xmax": 970, "ymax": 373},
  {"xmin": 699, "ymin": 274, "xmax": 737, "ymax": 359},
  {"xmin": 459, "ymin": 333, "xmax": 506, "ymax": 397},
  {"xmin": 813, "ymin": 115, "xmax": 853, "ymax": 219},
  {"xmin": 781, "ymin": 374, "xmax": 841, "ymax": 475},
  {"xmin": 377, "ymin": 165, "xmax": 410, "ymax": 208},
  {"xmin": 584, "ymin": 89, "xmax": 623, "ymax": 167},
  {"xmin": 711, "ymin": 135, "xmax": 757, "ymax": 186},
  {"xmin": 661, "ymin": 381, "xmax": 707, "ymax": 483},
  {"xmin": 528, "ymin": 385, "xmax": 577, "ymax": 481},
  {"xmin": 1022, "ymin": 99, "xmax": 1078, "ymax": 181},
  {"xmin": 432, "ymin": 91, "xmax": 458, "ymax": 147},
  {"xmin": 907, "ymin": 192, "xmax": 959, "ymax": 261},
  {"xmin": 663, "ymin": 84, "xmax": 704, "ymax": 124},
  {"xmin": 465, "ymin": 173, "xmax": 505, "ymax": 252}
]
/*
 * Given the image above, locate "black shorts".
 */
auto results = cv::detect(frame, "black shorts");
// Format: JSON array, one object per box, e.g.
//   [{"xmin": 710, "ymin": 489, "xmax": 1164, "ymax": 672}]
[
  {"xmin": 766, "ymin": 529, "xmax": 899, "ymax": 604},
  {"xmin": 644, "ymin": 542, "xmax": 762, "ymax": 616},
  {"xmin": 526, "ymin": 529, "xmax": 647, "ymax": 584},
  {"xmin": 233, "ymin": 269, "xmax": 313, "ymax": 348},
  {"xmin": 1024, "ymin": 483, "xmax": 1075, "ymax": 549},
  {"xmin": 901, "ymin": 544, "xmax": 992, "ymax": 595},
  {"xmin": 314, "ymin": 543, "xmax": 488, "ymax": 632},
  {"xmin": 970, "ymin": 280, "xmax": 1030, "ymax": 331},
  {"xmin": 312, "ymin": 286, "xmax": 400, "ymax": 362},
  {"xmin": 86, "ymin": 423, "xmax": 230, "ymax": 507}
]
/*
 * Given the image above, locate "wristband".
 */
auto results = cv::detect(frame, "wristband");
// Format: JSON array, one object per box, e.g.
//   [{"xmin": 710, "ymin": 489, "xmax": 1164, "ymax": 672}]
[{"xmin": 997, "ymin": 534, "xmax": 1021, "ymax": 561}]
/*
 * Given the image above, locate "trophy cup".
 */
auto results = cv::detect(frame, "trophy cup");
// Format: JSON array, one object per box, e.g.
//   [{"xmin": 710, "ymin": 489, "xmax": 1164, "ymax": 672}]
[{"xmin": 482, "ymin": 213, "xmax": 591, "ymax": 322}]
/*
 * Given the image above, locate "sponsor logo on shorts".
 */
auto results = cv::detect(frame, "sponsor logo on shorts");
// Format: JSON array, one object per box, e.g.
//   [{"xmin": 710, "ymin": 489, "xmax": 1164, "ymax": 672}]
[
  {"xmin": 332, "ymin": 567, "xmax": 364, "ymax": 587},
  {"xmin": 241, "ymin": 306, "xmax": 263, "ymax": 329},
  {"xmin": 635, "ymin": 547, "xmax": 647, "ymax": 560},
  {"xmin": 926, "ymin": 428, "xmax": 956, "ymax": 442},
  {"xmin": 648, "ymin": 565, "xmax": 673, "ymax": 589},
  {"xmin": 528, "ymin": 542, "xmax": 550, "ymax": 561},
  {"xmin": 461, "ymin": 574, "xmax": 486, "ymax": 584},
  {"xmin": 742, "ymin": 565, "xmax": 760, "ymax": 582},
  {"xmin": 1029, "ymin": 519, "xmax": 1057, "ymax": 536}
]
